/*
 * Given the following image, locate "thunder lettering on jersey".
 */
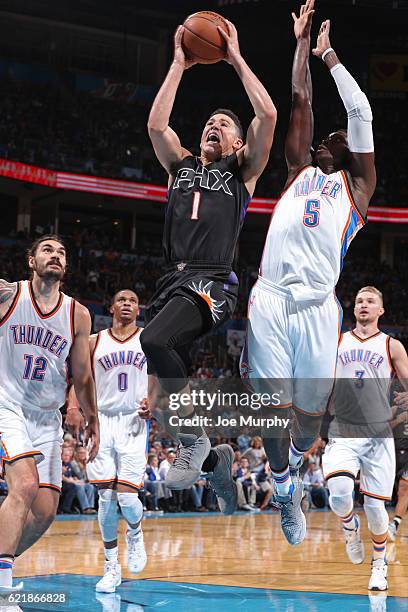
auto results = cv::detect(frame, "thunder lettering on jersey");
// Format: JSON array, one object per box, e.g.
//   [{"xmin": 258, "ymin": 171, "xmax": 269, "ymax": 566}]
[
  {"xmin": 164, "ymin": 154, "xmax": 251, "ymax": 266},
  {"xmin": 92, "ymin": 328, "xmax": 148, "ymax": 415},
  {"xmin": 259, "ymin": 166, "xmax": 366, "ymax": 303},
  {"xmin": 0, "ymin": 280, "xmax": 74, "ymax": 411},
  {"xmin": 332, "ymin": 330, "xmax": 394, "ymax": 427}
]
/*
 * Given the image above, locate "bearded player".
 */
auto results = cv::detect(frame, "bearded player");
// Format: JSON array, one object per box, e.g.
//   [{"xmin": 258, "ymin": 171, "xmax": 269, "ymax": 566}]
[
  {"xmin": 242, "ymin": 1, "xmax": 376, "ymax": 546},
  {"xmin": 323, "ymin": 287, "xmax": 408, "ymax": 590},
  {"xmin": 143, "ymin": 18, "xmax": 276, "ymax": 512},
  {"xmin": 67, "ymin": 290, "xmax": 149, "ymax": 593},
  {"xmin": 0, "ymin": 235, "xmax": 99, "ymax": 594}
]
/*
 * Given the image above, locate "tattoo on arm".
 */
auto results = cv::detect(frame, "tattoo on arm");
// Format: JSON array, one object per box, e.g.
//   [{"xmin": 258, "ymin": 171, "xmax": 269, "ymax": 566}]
[{"xmin": 0, "ymin": 280, "xmax": 17, "ymax": 304}]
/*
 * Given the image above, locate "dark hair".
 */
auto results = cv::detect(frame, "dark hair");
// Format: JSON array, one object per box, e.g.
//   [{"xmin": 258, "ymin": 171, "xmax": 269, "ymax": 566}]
[
  {"xmin": 111, "ymin": 289, "xmax": 139, "ymax": 305},
  {"xmin": 209, "ymin": 108, "xmax": 244, "ymax": 140},
  {"xmin": 28, "ymin": 234, "xmax": 67, "ymax": 259}
]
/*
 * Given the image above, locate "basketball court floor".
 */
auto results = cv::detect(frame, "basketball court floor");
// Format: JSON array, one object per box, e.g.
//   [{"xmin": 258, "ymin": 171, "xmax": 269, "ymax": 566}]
[{"xmin": 11, "ymin": 509, "xmax": 407, "ymax": 611}]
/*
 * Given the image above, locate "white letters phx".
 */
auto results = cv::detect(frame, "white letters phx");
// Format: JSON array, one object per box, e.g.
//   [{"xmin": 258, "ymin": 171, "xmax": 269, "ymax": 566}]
[{"xmin": 172, "ymin": 166, "xmax": 233, "ymax": 196}]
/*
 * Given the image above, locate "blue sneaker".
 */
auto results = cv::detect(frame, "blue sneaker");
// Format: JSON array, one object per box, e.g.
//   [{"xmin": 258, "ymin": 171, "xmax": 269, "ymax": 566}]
[{"xmin": 272, "ymin": 470, "xmax": 306, "ymax": 546}]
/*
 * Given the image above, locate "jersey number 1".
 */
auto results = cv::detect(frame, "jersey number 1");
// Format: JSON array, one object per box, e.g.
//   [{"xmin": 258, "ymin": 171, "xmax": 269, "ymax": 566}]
[{"xmin": 191, "ymin": 191, "xmax": 201, "ymax": 220}]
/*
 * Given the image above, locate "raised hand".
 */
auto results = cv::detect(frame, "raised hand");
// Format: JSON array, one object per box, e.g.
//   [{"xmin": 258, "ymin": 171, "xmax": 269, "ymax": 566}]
[
  {"xmin": 173, "ymin": 25, "xmax": 197, "ymax": 70},
  {"xmin": 292, "ymin": 0, "xmax": 315, "ymax": 40},
  {"xmin": 218, "ymin": 20, "xmax": 241, "ymax": 65},
  {"xmin": 312, "ymin": 19, "xmax": 332, "ymax": 57}
]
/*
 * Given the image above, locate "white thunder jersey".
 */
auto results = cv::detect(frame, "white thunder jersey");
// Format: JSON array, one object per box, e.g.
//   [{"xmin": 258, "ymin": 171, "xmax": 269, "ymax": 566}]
[
  {"xmin": 331, "ymin": 330, "xmax": 394, "ymax": 431},
  {"xmin": 260, "ymin": 165, "xmax": 365, "ymax": 302},
  {"xmin": 93, "ymin": 327, "xmax": 148, "ymax": 415},
  {"xmin": 0, "ymin": 280, "xmax": 74, "ymax": 411}
]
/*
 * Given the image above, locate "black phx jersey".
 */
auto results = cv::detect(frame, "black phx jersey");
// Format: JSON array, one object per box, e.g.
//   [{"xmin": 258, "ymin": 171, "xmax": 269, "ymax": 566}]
[
  {"xmin": 147, "ymin": 153, "xmax": 251, "ymax": 329},
  {"xmin": 164, "ymin": 153, "xmax": 250, "ymax": 266}
]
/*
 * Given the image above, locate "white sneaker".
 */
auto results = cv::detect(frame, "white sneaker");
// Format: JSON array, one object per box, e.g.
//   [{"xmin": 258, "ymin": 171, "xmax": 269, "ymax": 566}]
[
  {"xmin": 0, "ymin": 607, "xmax": 23, "ymax": 612},
  {"xmin": 344, "ymin": 515, "xmax": 365, "ymax": 564},
  {"xmin": 368, "ymin": 558, "xmax": 388, "ymax": 591},
  {"xmin": 95, "ymin": 561, "xmax": 122, "ymax": 593},
  {"xmin": 388, "ymin": 521, "xmax": 397, "ymax": 542},
  {"xmin": 95, "ymin": 592, "xmax": 121, "ymax": 612},
  {"xmin": 126, "ymin": 529, "xmax": 147, "ymax": 574},
  {"xmin": 368, "ymin": 592, "xmax": 387, "ymax": 612}
]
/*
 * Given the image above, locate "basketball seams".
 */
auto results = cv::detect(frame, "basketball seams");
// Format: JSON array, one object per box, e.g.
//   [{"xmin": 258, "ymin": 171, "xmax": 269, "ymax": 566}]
[{"xmin": 183, "ymin": 25, "xmax": 225, "ymax": 53}]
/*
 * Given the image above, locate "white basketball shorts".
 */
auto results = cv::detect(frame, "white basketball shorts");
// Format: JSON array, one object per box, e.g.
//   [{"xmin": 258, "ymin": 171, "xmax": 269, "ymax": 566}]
[
  {"xmin": 322, "ymin": 437, "xmax": 396, "ymax": 500},
  {"xmin": 87, "ymin": 411, "xmax": 149, "ymax": 490},
  {"xmin": 241, "ymin": 276, "xmax": 342, "ymax": 415},
  {"xmin": 0, "ymin": 392, "xmax": 63, "ymax": 491}
]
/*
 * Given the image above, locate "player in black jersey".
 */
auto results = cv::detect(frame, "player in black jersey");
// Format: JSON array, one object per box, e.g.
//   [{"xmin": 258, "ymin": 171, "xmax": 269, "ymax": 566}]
[{"xmin": 142, "ymin": 19, "xmax": 276, "ymax": 509}]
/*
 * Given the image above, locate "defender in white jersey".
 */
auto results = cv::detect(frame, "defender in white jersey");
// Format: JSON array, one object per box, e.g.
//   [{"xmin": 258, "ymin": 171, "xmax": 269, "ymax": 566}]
[
  {"xmin": 241, "ymin": 3, "xmax": 377, "ymax": 547},
  {"xmin": 68, "ymin": 289, "xmax": 149, "ymax": 593},
  {"xmin": 0, "ymin": 235, "xmax": 99, "ymax": 593},
  {"xmin": 322, "ymin": 287, "xmax": 408, "ymax": 591}
]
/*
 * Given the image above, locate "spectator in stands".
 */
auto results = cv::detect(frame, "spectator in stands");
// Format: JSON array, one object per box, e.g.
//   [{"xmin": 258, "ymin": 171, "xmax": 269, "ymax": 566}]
[
  {"xmin": 242, "ymin": 436, "xmax": 266, "ymax": 472},
  {"xmin": 144, "ymin": 454, "xmax": 164, "ymax": 511},
  {"xmin": 71, "ymin": 446, "xmax": 96, "ymax": 514},
  {"xmin": 303, "ymin": 460, "xmax": 329, "ymax": 509}
]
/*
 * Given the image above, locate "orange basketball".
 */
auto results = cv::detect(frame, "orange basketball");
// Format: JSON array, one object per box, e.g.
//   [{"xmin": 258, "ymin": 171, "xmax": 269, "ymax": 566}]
[{"xmin": 182, "ymin": 11, "xmax": 229, "ymax": 65}]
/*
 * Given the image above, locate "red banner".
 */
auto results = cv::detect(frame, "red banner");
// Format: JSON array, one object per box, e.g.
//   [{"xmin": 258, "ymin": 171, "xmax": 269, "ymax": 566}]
[{"xmin": 1, "ymin": 158, "xmax": 407, "ymax": 223}]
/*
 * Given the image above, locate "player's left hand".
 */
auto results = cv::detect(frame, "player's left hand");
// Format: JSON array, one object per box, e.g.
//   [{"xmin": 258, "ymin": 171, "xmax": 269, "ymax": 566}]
[
  {"xmin": 292, "ymin": 0, "xmax": 315, "ymax": 40},
  {"xmin": 394, "ymin": 391, "xmax": 408, "ymax": 409},
  {"xmin": 218, "ymin": 20, "xmax": 241, "ymax": 65},
  {"xmin": 138, "ymin": 397, "xmax": 152, "ymax": 420},
  {"xmin": 65, "ymin": 407, "xmax": 86, "ymax": 441},
  {"xmin": 312, "ymin": 19, "xmax": 332, "ymax": 57},
  {"xmin": 84, "ymin": 416, "xmax": 100, "ymax": 462}
]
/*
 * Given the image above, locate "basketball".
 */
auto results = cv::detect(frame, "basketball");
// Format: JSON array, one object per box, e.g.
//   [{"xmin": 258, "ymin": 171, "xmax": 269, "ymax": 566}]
[{"xmin": 182, "ymin": 11, "xmax": 229, "ymax": 64}]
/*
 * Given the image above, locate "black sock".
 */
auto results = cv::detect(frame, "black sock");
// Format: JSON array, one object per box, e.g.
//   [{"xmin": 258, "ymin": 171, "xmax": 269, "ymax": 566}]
[{"xmin": 202, "ymin": 449, "xmax": 219, "ymax": 472}]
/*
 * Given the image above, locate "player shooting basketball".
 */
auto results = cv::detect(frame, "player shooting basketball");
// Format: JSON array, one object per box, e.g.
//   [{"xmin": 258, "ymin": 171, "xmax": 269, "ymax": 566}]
[
  {"xmin": 242, "ymin": 0, "xmax": 376, "ymax": 547},
  {"xmin": 143, "ymin": 19, "xmax": 277, "ymax": 514}
]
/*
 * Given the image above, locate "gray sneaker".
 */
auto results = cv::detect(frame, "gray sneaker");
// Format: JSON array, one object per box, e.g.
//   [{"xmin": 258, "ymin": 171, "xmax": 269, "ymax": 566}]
[
  {"xmin": 272, "ymin": 469, "xmax": 306, "ymax": 546},
  {"xmin": 207, "ymin": 444, "xmax": 237, "ymax": 515},
  {"xmin": 165, "ymin": 433, "xmax": 211, "ymax": 490}
]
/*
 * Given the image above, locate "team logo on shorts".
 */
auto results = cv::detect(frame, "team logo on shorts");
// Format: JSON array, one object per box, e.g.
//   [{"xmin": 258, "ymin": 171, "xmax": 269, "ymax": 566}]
[{"xmin": 188, "ymin": 280, "xmax": 226, "ymax": 322}]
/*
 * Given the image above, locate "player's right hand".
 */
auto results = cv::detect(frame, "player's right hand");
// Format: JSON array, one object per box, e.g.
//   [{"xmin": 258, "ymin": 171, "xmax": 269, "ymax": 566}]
[
  {"xmin": 312, "ymin": 19, "xmax": 332, "ymax": 57},
  {"xmin": 173, "ymin": 25, "xmax": 197, "ymax": 70},
  {"xmin": 84, "ymin": 415, "xmax": 100, "ymax": 463}
]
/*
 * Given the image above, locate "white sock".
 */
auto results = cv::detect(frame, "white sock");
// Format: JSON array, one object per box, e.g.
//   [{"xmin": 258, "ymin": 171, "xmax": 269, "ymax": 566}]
[
  {"xmin": 288, "ymin": 441, "xmax": 304, "ymax": 469},
  {"xmin": 104, "ymin": 546, "xmax": 118, "ymax": 563},
  {"xmin": 272, "ymin": 466, "xmax": 292, "ymax": 496},
  {"xmin": 0, "ymin": 556, "xmax": 14, "ymax": 588}
]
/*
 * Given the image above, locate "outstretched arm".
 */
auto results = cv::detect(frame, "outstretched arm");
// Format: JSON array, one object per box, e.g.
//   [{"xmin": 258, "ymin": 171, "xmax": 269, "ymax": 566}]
[
  {"xmin": 219, "ymin": 21, "xmax": 277, "ymax": 196},
  {"xmin": 147, "ymin": 27, "xmax": 195, "ymax": 175},
  {"xmin": 284, "ymin": 1, "xmax": 315, "ymax": 185},
  {"xmin": 313, "ymin": 20, "xmax": 376, "ymax": 215}
]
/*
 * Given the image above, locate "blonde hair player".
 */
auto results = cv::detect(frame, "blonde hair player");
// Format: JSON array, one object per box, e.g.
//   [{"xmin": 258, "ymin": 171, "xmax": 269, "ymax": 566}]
[
  {"xmin": 0, "ymin": 235, "xmax": 99, "ymax": 596},
  {"xmin": 322, "ymin": 286, "xmax": 408, "ymax": 591},
  {"xmin": 67, "ymin": 289, "xmax": 149, "ymax": 594}
]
